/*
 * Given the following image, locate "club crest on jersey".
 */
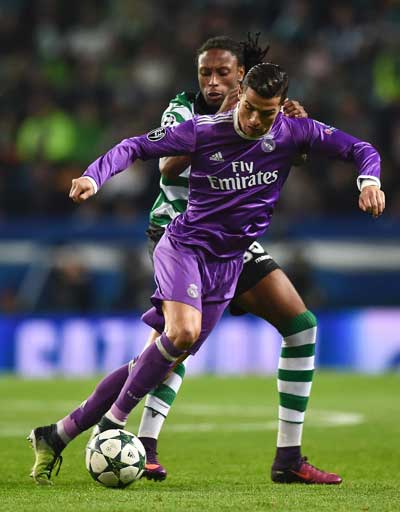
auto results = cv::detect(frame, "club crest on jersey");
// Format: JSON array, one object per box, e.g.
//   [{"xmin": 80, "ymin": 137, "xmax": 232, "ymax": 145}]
[
  {"xmin": 147, "ymin": 127, "xmax": 166, "ymax": 142},
  {"xmin": 261, "ymin": 135, "xmax": 276, "ymax": 153},
  {"xmin": 187, "ymin": 283, "xmax": 199, "ymax": 299}
]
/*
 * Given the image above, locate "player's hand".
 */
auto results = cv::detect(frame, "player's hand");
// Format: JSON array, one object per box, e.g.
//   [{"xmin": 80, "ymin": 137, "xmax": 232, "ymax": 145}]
[
  {"xmin": 217, "ymin": 86, "xmax": 240, "ymax": 113},
  {"xmin": 69, "ymin": 177, "xmax": 96, "ymax": 203},
  {"xmin": 283, "ymin": 99, "xmax": 308, "ymax": 118},
  {"xmin": 359, "ymin": 185, "xmax": 385, "ymax": 218}
]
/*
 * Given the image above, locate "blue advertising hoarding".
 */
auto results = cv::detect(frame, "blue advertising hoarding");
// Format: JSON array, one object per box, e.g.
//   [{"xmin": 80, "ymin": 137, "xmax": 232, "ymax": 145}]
[{"xmin": 0, "ymin": 310, "xmax": 399, "ymax": 376}]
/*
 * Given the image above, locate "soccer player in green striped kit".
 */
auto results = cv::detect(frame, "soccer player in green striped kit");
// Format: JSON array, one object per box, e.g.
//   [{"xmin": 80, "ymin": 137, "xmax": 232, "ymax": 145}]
[{"xmin": 136, "ymin": 35, "xmax": 332, "ymax": 483}]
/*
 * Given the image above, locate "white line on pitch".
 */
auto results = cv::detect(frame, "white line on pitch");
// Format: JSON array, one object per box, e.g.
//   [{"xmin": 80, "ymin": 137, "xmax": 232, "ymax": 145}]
[{"xmin": 0, "ymin": 411, "xmax": 364, "ymax": 437}]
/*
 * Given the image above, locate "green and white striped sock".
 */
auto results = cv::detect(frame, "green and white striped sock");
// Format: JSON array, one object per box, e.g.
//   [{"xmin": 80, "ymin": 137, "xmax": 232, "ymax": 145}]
[
  {"xmin": 137, "ymin": 361, "xmax": 186, "ymax": 439},
  {"xmin": 277, "ymin": 310, "xmax": 317, "ymax": 447}
]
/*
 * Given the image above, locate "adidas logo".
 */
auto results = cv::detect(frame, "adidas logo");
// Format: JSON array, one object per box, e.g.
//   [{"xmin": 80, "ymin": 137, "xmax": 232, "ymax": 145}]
[{"xmin": 209, "ymin": 152, "xmax": 224, "ymax": 162}]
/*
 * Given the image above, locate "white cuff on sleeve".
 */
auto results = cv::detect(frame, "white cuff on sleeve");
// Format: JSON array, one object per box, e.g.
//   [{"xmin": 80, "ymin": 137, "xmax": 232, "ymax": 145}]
[
  {"xmin": 357, "ymin": 175, "xmax": 381, "ymax": 191},
  {"xmin": 84, "ymin": 176, "xmax": 98, "ymax": 194}
]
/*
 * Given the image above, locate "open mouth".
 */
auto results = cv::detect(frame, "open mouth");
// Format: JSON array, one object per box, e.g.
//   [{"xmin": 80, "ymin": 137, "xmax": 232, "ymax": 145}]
[{"xmin": 206, "ymin": 91, "xmax": 223, "ymax": 101}]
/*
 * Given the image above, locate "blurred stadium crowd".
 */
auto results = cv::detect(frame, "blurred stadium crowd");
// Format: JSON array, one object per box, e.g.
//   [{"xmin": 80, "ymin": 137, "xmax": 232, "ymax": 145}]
[{"xmin": 0, "ymin": 0, "xmax": 399, "ymax": 313}]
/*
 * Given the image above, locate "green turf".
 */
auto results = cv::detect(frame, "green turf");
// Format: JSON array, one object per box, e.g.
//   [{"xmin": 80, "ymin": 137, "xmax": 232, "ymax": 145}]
[{"xmin": 0, "ymin": 373, "xmax": 399, "ymax": 512}]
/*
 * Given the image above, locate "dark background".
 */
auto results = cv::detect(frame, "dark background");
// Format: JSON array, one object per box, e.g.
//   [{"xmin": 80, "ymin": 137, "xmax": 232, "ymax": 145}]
[{"xmin": 0, "ymin": 0, "xmax": 399, "ymax": 313}]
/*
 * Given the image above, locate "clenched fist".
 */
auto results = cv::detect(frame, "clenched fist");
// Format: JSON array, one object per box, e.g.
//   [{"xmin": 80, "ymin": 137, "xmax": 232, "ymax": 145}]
[
  {"xmin": 69, "ymin": 177, "xmax": 96, "ymax": 203},
  {"xmin": 359, "ymin": 185, "xmax": 385, "ymax": 218}
]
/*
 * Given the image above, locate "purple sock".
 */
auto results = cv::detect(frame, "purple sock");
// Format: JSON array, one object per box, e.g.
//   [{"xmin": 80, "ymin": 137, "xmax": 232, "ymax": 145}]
[
  {"xmin": 113, "ymin": 333, "xmax": 184, "ymax": 419},
  {"xmin": 58, "ymin": 363, "xmax": 130, "ymax": 442},
  {"xmin": 139, "ymin": 437, "xmax": 157, "ymax": 462},
  {"xmin": 272, "ymin": 446, "xmax": 302, "ymax": 470}
]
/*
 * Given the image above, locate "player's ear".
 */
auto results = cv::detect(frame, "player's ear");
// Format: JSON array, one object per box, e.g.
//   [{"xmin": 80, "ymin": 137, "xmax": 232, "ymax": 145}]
[{"xmin": 238, "ymin": 65, "xmax": 245, "ymax": 81}]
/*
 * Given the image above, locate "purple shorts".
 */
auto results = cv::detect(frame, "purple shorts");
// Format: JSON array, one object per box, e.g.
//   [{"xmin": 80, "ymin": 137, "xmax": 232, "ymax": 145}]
[{"xmin": 141, "ymin": 233, "xmax": 243, "ymax": 354}]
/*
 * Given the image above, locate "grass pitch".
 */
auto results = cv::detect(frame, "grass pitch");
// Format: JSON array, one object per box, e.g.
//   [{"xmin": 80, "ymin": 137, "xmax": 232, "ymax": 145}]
[{"xmin": 0, "ymin": 373, "xmax": 399, "ymax": 512}]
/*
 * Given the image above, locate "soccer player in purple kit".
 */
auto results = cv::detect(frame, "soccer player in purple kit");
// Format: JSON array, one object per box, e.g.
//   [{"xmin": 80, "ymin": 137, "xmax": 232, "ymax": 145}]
[
  {"xmin": 138, "ymin": 34, "xmax": 311, "ymax": 482},
  {"xmin": 29, "ymin": 35, "xmax": 314, "ymax": 485},
  {"xmin": 29, "ymin": 62, "xmax": 384, "ymax": 486}
]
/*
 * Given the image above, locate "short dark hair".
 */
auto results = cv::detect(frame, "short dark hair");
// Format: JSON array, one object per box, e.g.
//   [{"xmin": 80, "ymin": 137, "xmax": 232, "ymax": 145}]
[
  {"xmin": 242, "ymin": 63, "xmax": 288, "ymax": 102},
  {"xmin": 196, "ymin": 33, "xmax": 270, "ymax": 73}
]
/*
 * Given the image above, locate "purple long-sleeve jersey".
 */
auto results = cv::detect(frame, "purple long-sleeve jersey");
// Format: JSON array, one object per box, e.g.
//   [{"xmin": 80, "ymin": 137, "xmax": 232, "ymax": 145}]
[{"xmin": 84, "ymin": 108, "xmax": 381, "ymax": 258}]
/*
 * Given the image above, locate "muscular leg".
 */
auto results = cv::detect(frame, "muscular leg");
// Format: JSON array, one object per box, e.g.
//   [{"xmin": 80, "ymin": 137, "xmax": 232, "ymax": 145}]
[
  {"xmin": 138, "ymin": 295, "xmax": 230, "ymax": 480},
  {"xmin": 102, "ymin": 301, "xmax": 200, "ymax": 427},
  {"xmin": 134, "ymin": 229, "xmax": 239, "ymax": 480},
  {"xmin": 233, "ymin": 268, "xmax": 307, "ymax": 327},
  {"xmin": 138, "ymin": 269, "xmax": 309, "ymax": 481},
  {"xmin": 233, "ymin": 269, "xmax": 317, "ymax": 472}
]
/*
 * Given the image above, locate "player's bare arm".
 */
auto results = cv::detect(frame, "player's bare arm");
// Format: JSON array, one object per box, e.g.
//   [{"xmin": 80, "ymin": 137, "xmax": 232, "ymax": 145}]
[
  {"xmin": 159, "ymin": 155, "xmax": 191, "ymax": 179},
  {"xmin": 359, "ymin": 185, "xmax": 385, "ymax": 218},
  {"xmin": 69, "ymin": 177, "xmax": 96, "ymax": 203}
]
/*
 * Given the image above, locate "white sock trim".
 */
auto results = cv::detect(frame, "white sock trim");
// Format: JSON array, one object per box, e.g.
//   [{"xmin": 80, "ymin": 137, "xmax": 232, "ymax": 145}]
[
  {"xmin": 105, "ymin": 410, "xmax": 126, "ymax": 426},
  {"xmin": 282, "ymin": 326, "xmax": 317, "ymax": 347},
  {"xmin": 163, "ymin": 371, "xmax": 183, "ymax": 393},
  {"xmin": 155, "ymin": 336, "xmax": 177, "ymax": 362},
  {"xmin": 279, "ymin": 356, "xmax": 315, "ymax": 371},
  {"xmin": 277, "ymin": 420, "xmax": 303, "ymax": 447},
  {"xmin": 137, "ymin": 406, "xmax": 166, "ymax": 439},
  {"xmin": 278, "ymin": 380, "xmax": 313, "ymax": 397},
  {"xmin": 279, "ymin": 406, "xmax": 305, "ymax": 423},
  {"xmin": 144, "ymin": 394, "xmax": 170, "ymax": 416},
  {"xmin": 56, "ymin": 420, "xmax": 71, "ymax": 444}
]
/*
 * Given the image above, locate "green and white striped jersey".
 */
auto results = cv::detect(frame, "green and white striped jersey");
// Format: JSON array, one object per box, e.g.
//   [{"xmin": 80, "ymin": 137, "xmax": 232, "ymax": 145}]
[{"xmin": 149, "ymin": 92, "xmax": 195, "ymax": 228}]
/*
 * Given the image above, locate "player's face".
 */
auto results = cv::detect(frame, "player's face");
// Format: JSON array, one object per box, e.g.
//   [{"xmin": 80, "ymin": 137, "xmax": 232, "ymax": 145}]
[
  {"xmin": 237, "ymin": 86, "xmax": 283, "ymax": 138},
  {"xmin": 197, "ymin": 49, "xmax": 244, "ymax": 107}
]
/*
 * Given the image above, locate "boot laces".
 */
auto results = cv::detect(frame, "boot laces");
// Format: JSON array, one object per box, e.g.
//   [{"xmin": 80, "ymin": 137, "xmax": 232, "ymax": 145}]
[
  {"xmin": 45, "ymin": 454, "xmax": 63, "ymax": 478},
  {"xmin": 300, "ymin": 456, "xmax": 325, "ymax": 475}
]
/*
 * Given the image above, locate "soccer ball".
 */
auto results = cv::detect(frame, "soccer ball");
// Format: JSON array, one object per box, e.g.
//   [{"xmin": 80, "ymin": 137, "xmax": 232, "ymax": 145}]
[{"xmin": 85, "ymin": 429, "xmax": 146, "ymax": 488}]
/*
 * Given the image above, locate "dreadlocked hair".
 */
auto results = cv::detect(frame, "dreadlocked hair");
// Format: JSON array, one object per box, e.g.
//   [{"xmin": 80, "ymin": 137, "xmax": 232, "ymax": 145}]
[
  {"xmin": 240, "ymin": 32, "xmax": 270, "ymax": 73},
  {"xmin": 196, "ymin": 33, "xmax": 269, "ymax": 72}
]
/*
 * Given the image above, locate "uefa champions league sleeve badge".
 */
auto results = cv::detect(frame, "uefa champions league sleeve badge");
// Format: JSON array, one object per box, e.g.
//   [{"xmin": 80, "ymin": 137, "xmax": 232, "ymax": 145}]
[{"xmin": 147, "ymin": 127, "xmax": 167, "ymax": 142}]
